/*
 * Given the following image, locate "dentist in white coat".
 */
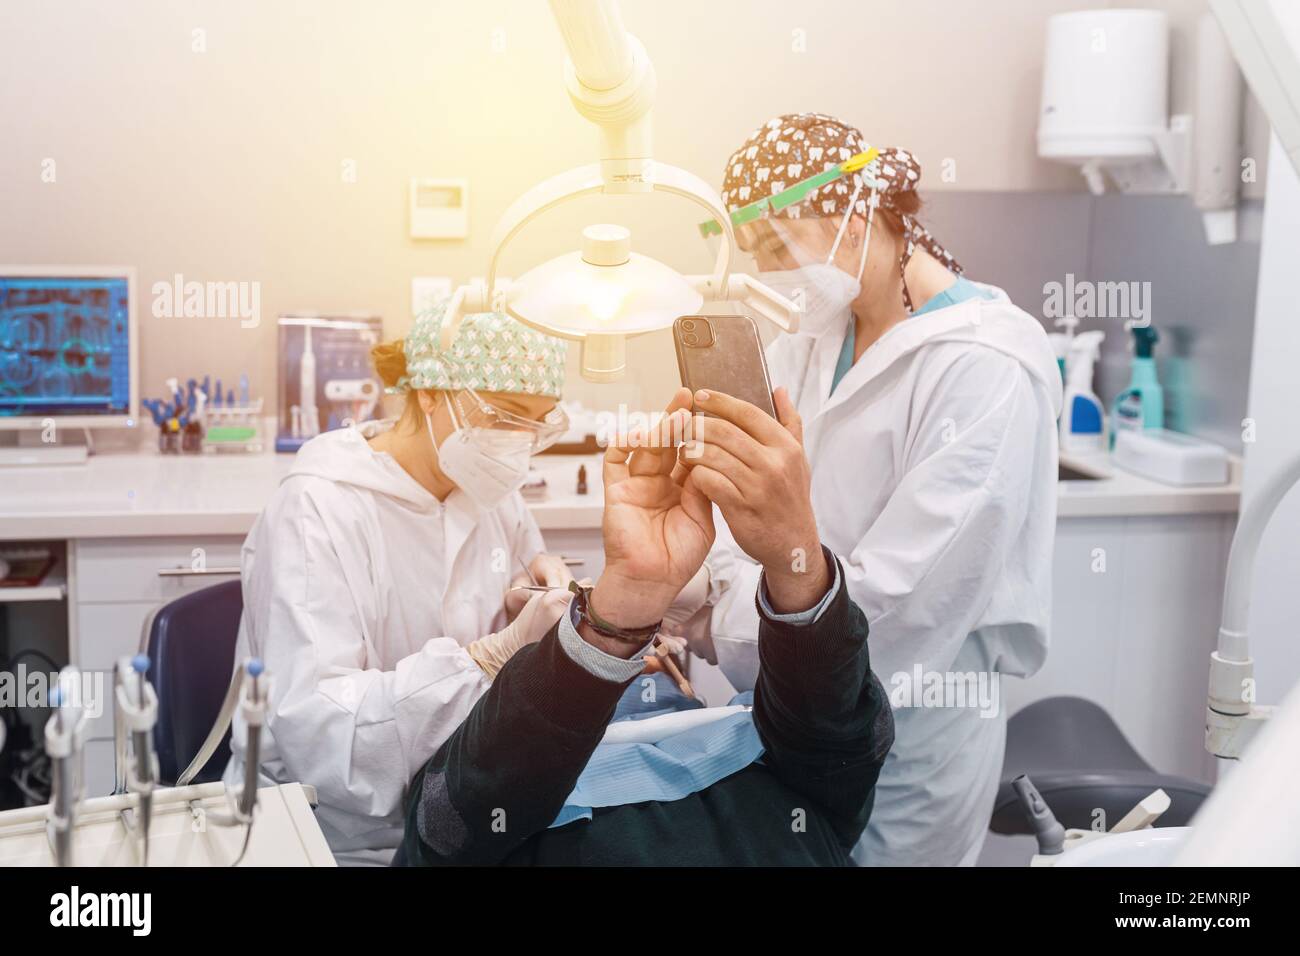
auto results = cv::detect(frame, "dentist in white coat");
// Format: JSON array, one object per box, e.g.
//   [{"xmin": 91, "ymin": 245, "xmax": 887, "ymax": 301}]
[
  {"xmin": 227, "ymin": 309, "xmax": 574, "ymax": 864},
  {"xmin": 673, "ymin": 113, "xmax": 1062, "ymax": 866}
]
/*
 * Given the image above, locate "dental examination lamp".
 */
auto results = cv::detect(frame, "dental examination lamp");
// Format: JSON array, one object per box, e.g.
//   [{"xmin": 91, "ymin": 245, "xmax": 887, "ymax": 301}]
[{"xmin": 437, "ymin": 0, "xmax": 797, "ymax": 382}]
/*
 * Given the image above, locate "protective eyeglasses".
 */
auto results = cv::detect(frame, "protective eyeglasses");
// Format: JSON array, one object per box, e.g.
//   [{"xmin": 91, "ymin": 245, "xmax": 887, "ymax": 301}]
[
  {"xmin": 697, "ymin": 148, "xmax": 882, "ymax": 238},
  {"xmin": 447, "ymin": 389, "xmax": 570, "ymax": 453}
]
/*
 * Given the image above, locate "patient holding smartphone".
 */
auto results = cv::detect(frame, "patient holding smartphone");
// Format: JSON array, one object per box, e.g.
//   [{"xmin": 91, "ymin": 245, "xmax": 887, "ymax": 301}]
[{"xmin": 397, "ymin": 386, "xmax": 893, "ymax": 867}]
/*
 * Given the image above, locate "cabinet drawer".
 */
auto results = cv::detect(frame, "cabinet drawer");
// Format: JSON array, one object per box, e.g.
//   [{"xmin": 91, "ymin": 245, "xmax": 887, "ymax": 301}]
[
  {"xmin": 538, "ymin": 529, "xmax": 605, "ymax": 581},
  {"xmin": 75, "ymin": 601, "xmax": 158, "ymax": 671},
  {"xmin": 83, "ymin": 738, "xmax": 116, "ymax": 799},
  {"xmin": 74, "ymin": 537, "xmax": 243, "ymax": 603}
]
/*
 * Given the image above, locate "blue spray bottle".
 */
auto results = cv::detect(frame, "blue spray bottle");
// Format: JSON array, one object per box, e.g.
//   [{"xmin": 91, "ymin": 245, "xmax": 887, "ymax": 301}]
[
  {"xmin": 1060, "ymin": 330, "xmax": 1106, "ymax": 454},
  {"xmin": 1112, "ymin": 324, "xmax": 1163, "ymax": 443}
]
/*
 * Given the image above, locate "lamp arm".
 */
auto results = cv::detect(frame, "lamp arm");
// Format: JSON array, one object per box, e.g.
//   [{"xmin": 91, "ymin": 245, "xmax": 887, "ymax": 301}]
[
  {"xmin": 549, "ymin": 0, "xmax": 655, "ymax": 188},
  {"xmin": 1205, "ymin": 448, "xmax": 1300, "ymax": 759},
  {"xmin": 719, "ymin": 274, "xmax": 800, "ymax": 334},
  {"xmin": 486, "ymin": 164, "xmax": 606, "ymax": 317},
  {"xmin": 649, "ymin": 163, "xmax": 734, "ymax": 303}
]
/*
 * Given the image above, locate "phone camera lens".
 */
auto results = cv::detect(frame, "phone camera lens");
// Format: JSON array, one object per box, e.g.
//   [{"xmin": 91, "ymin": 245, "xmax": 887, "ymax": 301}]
[
  {"xmin": 681, "ymin": 320, "xmax": 696, "ymax": 332},
  {"xmin": 683, "ymin": 332, "xmax": 699, "ymax": 346}
]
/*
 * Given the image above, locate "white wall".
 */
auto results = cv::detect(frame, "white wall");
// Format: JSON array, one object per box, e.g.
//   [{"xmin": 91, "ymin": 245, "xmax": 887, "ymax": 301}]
[{"xmin": 0, "ymin": 0, "xmax": 1262, "ymax": 417}]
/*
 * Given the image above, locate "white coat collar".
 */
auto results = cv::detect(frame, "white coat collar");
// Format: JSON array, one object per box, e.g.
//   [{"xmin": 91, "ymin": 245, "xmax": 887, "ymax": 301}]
[{"xmin": 817, "ymin": 298, "xmax": 986, "ymax": 420}]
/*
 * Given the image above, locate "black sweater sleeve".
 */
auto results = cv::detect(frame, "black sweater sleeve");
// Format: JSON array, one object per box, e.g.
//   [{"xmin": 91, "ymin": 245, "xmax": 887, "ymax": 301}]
[
  {"xmin": 752, "ymin": 552, "xmax": 895, "ymax": 849},
  {"xmin": 400, "ymin": 623, "xmax": 632, "ymax": 866}
]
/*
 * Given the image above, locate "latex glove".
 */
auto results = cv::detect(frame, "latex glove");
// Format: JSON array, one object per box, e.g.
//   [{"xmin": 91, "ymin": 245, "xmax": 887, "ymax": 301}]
[
  {"xmin": 664, "ymin": 565, "xmax": 711, "ymax": 629},
  {"xmin": 640, "ymin": 633, "xmax": 687, "ymax": 675},
  {"xmin": 467, "ymin": 588, "xmax": 571, "ymax": 679},
  {"xmin": 528, "ymin": 552, "xmax": 575, "ymax": 588},
  {"xmin": 504, "ymin": 552, "xmax": 575, "ymax": 618},
  {"xmin": 663, "ymin": 565, "xmax": 716, "ymax": 664}
]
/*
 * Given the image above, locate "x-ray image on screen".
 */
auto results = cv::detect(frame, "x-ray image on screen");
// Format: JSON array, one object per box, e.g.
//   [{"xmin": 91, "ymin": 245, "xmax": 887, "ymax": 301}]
[{"xmin": 0, "ymin": 276, "xmax": 131, "ymax": 417}]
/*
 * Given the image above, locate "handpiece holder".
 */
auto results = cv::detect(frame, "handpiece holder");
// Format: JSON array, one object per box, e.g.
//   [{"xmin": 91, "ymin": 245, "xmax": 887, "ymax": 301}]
[
  {"xmin": 44, "ymin": 669, "xmax": 89, "ymax": 867},
  {"xmin": 1205, "ymin": 450, "xmax": 1300, "ymax": 758},
  {"xmin": 199, "ymin": 659, "xmax": 269, "ymax": 829},
  {"xmin": 113, "ymin": 654, "xmax": 160, "ymax": 862}
]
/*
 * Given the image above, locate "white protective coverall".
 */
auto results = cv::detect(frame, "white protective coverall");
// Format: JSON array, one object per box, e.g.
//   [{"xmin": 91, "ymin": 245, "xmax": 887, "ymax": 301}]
[
  {"xmin": 703, "ymin": 285, "xmax": 1062, "ymax": 866},
  {"xmin": 224, "ymin": 420, "xmax": 544, "ymax": 863}
]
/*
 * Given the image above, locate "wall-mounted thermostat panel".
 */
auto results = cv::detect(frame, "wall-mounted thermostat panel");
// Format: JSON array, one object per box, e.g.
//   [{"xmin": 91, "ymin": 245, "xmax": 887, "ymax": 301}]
[{"xmin": 409, "ymin": 178, "xmax": 469, "ymax": 239}]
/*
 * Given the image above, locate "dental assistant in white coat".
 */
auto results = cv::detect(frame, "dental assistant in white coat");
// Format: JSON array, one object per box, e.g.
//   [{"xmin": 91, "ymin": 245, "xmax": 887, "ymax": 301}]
[
  {"xmin": 226, "ymin": 309, "xmax": 574, "ymax": 864},
  {"xmin": 673, "ymin": 113, "xmax": 1063, "ymax": 866}
]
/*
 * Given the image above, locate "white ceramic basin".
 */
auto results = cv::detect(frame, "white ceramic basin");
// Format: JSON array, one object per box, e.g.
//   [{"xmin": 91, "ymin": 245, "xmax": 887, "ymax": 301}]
[{"xmin": 1053, "ymin": 827, "xmax": 1192, "ymax": 866}]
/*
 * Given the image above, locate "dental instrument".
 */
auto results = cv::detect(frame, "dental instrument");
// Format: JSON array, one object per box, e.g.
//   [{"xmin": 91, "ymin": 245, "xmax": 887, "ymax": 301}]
[
  {"xmin": 171, "ymin": 658, "xmax": 271, "ymax": 865},
  {"xmin": 113, "ymin": 654, "xmax": 159, "ymax": 865},
  {"xmin": 651, "ymin": 637, "xmax": 695, "ymax": 700},
  {"xmin": 518, "ymin": 555, "xmax": 540, "ymax": 586},
  {"xmin": 44, "ymin": 670, "xmax": 89, "ymax": 867},
  {"xmin": 1011, "ymin": 775, "xmax": 1065, "ymax": 856}
]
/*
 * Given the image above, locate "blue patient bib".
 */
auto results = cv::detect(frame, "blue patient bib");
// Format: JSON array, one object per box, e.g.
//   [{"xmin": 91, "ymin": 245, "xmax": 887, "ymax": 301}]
[{"xmin": 549, "ymin": 674, "xmax": 763, "ymax": 828}]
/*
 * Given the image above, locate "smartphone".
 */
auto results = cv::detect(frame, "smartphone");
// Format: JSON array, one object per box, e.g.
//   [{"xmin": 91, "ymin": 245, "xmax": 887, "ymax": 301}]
[{"xmin": 672, "ymin": 314, "xmax": 776, "ymax": 418}]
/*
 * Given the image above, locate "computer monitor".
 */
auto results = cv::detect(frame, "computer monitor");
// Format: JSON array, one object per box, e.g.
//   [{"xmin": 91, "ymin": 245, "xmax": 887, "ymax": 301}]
[{"xmin": 0, "ymin": 266, "xmax": 139, "ymax": 431}]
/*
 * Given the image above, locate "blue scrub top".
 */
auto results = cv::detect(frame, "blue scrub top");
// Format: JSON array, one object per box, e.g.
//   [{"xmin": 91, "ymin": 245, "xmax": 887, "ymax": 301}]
[{"xmin": 829, "ymin": 275, "xmax": 994, "ymax": 395}]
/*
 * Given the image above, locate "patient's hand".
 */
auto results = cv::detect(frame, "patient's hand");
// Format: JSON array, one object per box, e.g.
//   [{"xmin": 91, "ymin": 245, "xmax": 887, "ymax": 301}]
[{"xmin": 593, "ymin": 388, "xmax": 715, "ymax": 634}]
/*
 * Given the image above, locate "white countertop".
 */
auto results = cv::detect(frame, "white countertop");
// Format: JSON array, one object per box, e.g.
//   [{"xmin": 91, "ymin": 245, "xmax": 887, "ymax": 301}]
[
  {"xmin": 1056, "ymin": 451, "xmax": 1241, "ymax": 518},
  {"xmin": 0, "ymin": 445, "xmax": 1238, "ymax": 541},
  {"xmin": 0, "ymin": 450, "xmax": 605, "ymax": 540}
]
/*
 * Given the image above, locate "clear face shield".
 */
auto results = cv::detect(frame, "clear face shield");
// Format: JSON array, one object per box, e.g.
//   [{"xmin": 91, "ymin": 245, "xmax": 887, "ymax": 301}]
[{"xmin": 700, "ymin": 149, "xmax": 882, "ymax": 337}]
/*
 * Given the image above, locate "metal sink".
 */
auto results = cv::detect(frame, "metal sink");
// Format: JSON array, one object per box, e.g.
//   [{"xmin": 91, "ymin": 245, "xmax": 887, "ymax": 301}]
[{"xmin": 1059, "ymin": 462, "xmax": 1103, "ymax": 481}]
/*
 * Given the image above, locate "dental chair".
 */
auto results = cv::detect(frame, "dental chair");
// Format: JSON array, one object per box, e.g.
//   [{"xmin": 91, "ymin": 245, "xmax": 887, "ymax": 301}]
[
  {"xmin": 141, "ymin": 580, "xmax": 244, "ymax": 784},
  {"xmin": 981, "ymin": 696, "xmax": 1212, "ymax": 865}
]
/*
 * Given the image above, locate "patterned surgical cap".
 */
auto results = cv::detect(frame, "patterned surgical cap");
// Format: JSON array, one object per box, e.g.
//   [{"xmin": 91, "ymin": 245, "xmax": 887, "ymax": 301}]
[
  {"xmin": 721, "ymin": 112, "xmax": 963, "ymax": 311},
  {"xmin": 394, "ymin": 305, "xmax": 568, "ymax": 398}
]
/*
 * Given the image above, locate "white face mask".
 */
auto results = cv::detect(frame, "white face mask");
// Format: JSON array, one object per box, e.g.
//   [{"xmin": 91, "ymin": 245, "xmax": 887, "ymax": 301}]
[
  {"xmin": 761, "ymin": 263, "xmax": 861, "ymax": 338},
  {"xmin": 762, "ymin": 195, "xmax": 875, "ymax": 338},
  {"xmin": 428, "ymin": 399, "xmax": 533, "ymax": 510}
]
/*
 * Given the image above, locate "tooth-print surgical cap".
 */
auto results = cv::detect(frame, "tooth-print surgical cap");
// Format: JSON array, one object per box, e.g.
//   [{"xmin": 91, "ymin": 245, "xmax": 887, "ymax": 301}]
[{"xmin": 721, "ymin": 112, "xmax": 963, "ymax": 311}]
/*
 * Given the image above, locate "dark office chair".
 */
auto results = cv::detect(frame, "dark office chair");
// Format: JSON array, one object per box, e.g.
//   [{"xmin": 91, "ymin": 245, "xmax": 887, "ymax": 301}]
[
  {"xmin": 990, "ymin": 696, "xmax": 1212, "ymax": 835},
  {"xmin": 142, "ymin": 579, "xmax": 243, "ymax": 784}
]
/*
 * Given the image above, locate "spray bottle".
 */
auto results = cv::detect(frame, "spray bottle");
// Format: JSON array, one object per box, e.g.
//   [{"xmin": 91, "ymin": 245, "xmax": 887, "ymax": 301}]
[
  {"xmin": 1112, "ymin": 323, "xmax": 1163, "ymax": 442},
  {"xmin": 1060, "ymin": 330, "xmax": 1106, "ymax": 453},
  {"xmin": 1050, "ymin": 315, "xmax": 1079, "ymax": 381}
]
